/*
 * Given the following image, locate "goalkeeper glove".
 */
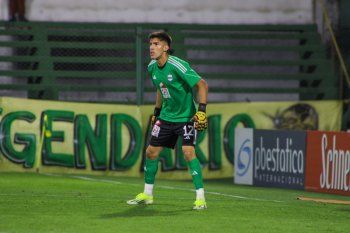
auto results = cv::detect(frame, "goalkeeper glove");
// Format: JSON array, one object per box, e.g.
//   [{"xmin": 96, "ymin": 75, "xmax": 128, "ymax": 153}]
[
  {"xmin": 193, "ymin": 103, "xmax": 208, "ymax": 131},
  {"xmin": 151, "ymin": 107, "xmax": 161, "ymax": 126}
]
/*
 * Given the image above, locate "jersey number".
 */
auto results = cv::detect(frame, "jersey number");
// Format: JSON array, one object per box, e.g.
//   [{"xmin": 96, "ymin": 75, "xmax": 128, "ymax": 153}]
[{"xmin": 183, "ymin": 125, "xmax": 194, "ymax": 136}]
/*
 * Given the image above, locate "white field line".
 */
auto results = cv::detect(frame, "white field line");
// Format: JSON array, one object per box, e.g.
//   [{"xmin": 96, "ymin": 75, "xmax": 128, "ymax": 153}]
[
  {"xmin": 42, "ymin": 173, "xmax": 284, "ymax": 203},
  {"xmin": 0, "ymin": 193, "xmax": 66, "ymax": 197}
]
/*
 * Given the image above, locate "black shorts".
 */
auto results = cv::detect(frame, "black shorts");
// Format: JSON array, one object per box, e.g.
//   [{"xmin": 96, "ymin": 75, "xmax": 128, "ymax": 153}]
[{"xmin": 149, "ymin": 119, "xmax": 197, "ymax": 149}]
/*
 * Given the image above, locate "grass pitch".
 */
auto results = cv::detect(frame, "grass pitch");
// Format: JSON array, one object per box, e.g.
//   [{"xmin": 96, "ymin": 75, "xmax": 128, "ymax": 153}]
[{"xmin": 0, "ymin": 172, "xmax": 349, "ymax": 233}]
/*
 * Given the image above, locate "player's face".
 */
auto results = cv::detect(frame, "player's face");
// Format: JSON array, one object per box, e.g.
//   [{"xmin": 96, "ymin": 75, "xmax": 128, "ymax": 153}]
[{"xmin": 149, "ymin": 38, "xmax": 169, "ymax": 60}]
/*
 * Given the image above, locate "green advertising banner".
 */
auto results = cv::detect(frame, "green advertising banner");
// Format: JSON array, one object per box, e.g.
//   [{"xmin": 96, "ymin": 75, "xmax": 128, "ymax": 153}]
[{"xmin": 0, "ymin": 97, "xmax": 342, "ymax": 179}]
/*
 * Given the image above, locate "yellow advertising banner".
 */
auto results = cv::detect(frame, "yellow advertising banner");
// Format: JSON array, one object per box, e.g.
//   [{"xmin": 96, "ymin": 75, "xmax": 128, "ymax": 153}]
[{"xmin": 0, "ymin": 97, "xmax": 343, "ymax": 179}]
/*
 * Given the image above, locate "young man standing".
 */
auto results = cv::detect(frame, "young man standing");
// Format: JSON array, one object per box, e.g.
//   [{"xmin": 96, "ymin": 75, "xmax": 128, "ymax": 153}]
[{"xmin": 127, "ymin": 31, "xmax": 208, "ymax": 210}]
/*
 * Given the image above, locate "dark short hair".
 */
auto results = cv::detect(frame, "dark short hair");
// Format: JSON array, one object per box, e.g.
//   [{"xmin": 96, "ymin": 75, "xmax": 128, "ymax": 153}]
[{"xmin": 148, "ymin": 31, "xmax": 172, "ymax": 47}]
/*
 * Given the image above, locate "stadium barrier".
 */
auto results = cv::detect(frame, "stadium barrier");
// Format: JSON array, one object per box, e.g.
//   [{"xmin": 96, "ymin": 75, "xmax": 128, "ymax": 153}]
[
  {"xmin": 306, "ymin": 131, "xmax": 350, "ymax": 196},
  {"xmin": 235, "ymin": 128, "xmax": 350, "ymax": 197},
  {"xmin": 0, "ymin": 97, "xmax": 342, "ymax": 180},
  {"xmin": 235, "ymin": 128, "xmax": 307, "ymax": 189},
  {"xmin": 0, "ymin": 21, "xmax": 341, "ymax": 103}
]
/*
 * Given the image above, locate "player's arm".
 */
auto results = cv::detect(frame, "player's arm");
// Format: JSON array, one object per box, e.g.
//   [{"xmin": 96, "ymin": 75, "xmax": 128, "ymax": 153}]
[
  {"xmin": 151, "ymin": 90, "xmax": 162, "ymax": 126},
  {"xmin": 193, "ymin": 79, "xmax": 208, "ymax": 131},
  {"xmin": 195, "ymin": 79, "xmax": 208, "ymax": 105},
  {"xmin": 155, "ymin": 89, "xmax": 162, "ymax": 108}
]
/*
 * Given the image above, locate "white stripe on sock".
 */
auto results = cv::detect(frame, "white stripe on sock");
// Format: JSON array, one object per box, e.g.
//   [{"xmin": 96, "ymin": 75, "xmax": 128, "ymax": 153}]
[
  {"xmin": 196, "ymin": 188, "xmax": 205, "ymax": 200},
  {"xmin": 144, "ymin": 183, "xmax": 154, "ymax": 196}
]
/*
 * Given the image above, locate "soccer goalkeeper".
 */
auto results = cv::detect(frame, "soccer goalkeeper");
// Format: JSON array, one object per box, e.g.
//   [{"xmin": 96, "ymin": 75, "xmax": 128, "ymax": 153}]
[{"xmin": 127, "ymin": 31, "xmax": 208, "ymax": 210}]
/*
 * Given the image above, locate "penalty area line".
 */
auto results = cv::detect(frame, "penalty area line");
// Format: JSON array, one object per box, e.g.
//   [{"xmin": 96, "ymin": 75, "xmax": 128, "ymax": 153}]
[{"xmin": 42, "ymin": 173, "xmax": 284, "ymax": 203}]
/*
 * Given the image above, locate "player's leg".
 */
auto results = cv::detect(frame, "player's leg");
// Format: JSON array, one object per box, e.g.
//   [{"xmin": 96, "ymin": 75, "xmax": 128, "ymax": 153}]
[
  {"xmin": 143, "ymin": 120, "xmax": 176, "ymax": 196},
  {"xmin": 17, "ymin": 0, "xmax": 27, "ymax": 21},
  {"xmin": 8, "ymin": 0, "xmax": 17, "ymax": 21},
  {"xmin": 183, "ymin": 146, "xmax": 207, "ymax": 210},
  {"xmin": 143, "ymin": 145, "xmax": 163, "ymax": 196},
  {"xmin": 127, "ymin": 120, "xmax": 173, "ymax": 205},
  {"xmin": 180, "ymin": 122, "xmax": 206, "ymax": 210},
  {"xmin": 126, "ymin": 145, "xmax": 162, "ymax": 205}
]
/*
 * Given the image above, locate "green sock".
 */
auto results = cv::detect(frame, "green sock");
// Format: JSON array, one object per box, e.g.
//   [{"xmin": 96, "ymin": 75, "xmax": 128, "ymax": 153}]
[
  {"xmin": 144, "ymin": 158, "xmax": 159, "ymax": 184},
  {"xmin": 187, "ymin": 158, "xmax": 204, "ymax": 189}
]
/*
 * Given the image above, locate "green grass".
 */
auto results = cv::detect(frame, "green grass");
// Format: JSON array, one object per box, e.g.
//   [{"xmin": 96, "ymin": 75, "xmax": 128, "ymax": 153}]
[{"xmin": 0, "ymin": 172, "xmax": 349, "ymax": 233}]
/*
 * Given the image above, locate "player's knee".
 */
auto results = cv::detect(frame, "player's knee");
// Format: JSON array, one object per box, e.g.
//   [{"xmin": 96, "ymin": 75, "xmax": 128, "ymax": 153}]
[
  {"xmin": 182, "ymin": 146, "xmax": 195, "ymax": 161},
  {"xmin": 146, "ymin": 146, "xmax": 160, "ymax": 160}
]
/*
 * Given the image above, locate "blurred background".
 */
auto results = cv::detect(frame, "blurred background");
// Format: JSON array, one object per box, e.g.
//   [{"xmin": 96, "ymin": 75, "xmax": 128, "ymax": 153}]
[{"xmin": 0, "ymin": 0, "xmax": 349, "ymax": 127}]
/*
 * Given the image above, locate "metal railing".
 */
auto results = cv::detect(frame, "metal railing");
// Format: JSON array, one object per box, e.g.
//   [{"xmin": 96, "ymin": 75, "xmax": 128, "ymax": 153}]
[
  {"xmin": 0, "ymin": 21, "xmax": 340, "ymax": 104},
  {"xmin": 314, "ymin": 0, "xmax": 350, "ymax": 93}
]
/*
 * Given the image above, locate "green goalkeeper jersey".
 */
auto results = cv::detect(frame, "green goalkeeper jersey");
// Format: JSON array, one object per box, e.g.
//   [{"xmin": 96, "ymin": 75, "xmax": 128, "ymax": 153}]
[{"xmin": 148, "ymin": 55, "xmax": 201, "ymax": 123}]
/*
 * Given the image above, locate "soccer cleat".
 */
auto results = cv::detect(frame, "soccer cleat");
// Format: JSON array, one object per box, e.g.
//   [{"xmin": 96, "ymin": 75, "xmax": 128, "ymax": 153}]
[
  {"xmin": 126, "ymin": 193, "xmax": 153, "ymax": 205},
  {"xmin": 193, "ymin": 199, "xmax": 207, "ymax": 210}
]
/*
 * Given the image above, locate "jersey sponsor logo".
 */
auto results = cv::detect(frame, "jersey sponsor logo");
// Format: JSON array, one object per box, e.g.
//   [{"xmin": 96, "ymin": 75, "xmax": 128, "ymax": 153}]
[
  {"xmin": 151, "ymin": 124, "xmax": 160, "ymax": 137},
  {"xmin": 160, "ymin": 82, "xmax": 171, "ymax": 98},
  {"xmin": 167, "ymin": 74, "xmax": 173, "ymax": 81},
  {"xmin": 153, "ymin": 75, "xmax": 156, "ymax": 80}
]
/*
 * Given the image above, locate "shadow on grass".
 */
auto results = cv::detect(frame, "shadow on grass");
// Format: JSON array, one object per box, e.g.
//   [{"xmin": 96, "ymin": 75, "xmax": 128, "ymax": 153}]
[
  {"xmin": 100, "ymin": 204, "xmax": 192, "ymax": 218},
  {"xmin": 337, "ymin": 207, "xmax": 350, "ymax": 212},
  {"xmin": 204, "ymin": 178, "xmax": 233, "ymax": 185}
]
